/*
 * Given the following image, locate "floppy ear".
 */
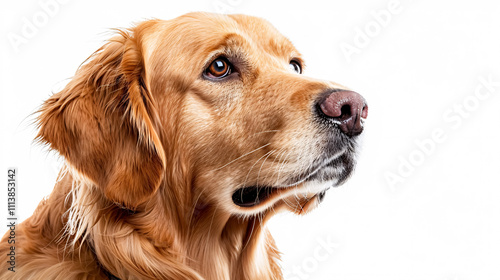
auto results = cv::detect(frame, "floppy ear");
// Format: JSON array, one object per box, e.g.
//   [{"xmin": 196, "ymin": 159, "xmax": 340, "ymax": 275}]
[{"xmin": 36, "ymin": 29, "xmax": 166, "ymax": 209}]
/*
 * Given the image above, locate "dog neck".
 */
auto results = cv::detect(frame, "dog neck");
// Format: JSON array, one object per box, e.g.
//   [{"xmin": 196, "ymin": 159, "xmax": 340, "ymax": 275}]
[
  {"xmin": 186, "ymin": 206, "xmax": 282, "ymax": 279},
  {"xmin": 58, "ymin": 167, "xmax": 282, "ymax": 279}
]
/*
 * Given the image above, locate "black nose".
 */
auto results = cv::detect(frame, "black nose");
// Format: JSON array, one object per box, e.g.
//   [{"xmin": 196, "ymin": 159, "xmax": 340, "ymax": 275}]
[{"xmin": 318, "ymin": 90, "xmax": 368, "ymax": 137}]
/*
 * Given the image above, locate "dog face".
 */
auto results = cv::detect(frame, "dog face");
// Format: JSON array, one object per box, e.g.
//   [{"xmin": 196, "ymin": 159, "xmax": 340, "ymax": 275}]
[
  {"xmin": 37, "ymin": 13, "xmax": 367, "ymax": 219},
  {"xmin": 143, "ymin": 13, "xmax": 368, "ymax": 216}
]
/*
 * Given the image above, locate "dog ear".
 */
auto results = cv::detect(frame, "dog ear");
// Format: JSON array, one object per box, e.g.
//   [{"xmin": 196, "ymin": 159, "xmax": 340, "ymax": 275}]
[{"xmin": 37, "ymin": 29, "xmax": 166, "ymax": 209}]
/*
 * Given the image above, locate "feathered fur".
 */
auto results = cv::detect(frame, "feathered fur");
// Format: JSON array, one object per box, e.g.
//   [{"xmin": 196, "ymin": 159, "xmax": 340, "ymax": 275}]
[{"xmin": 0, "ymin": 12, "xmax": 357, "ymax": 280}]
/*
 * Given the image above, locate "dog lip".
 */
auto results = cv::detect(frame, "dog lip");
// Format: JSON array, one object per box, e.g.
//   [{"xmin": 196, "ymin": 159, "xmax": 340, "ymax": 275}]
[
  {"xmin": 232, "ymin": 186, "xmax": 276, "ymax": 207},
  {"xmin": 317, "ymin": 188, "xmax": 330, "ymax": 203},
  {"xmin": 283, "ymin": 153, "xmax": 344, "ymax": 187}
]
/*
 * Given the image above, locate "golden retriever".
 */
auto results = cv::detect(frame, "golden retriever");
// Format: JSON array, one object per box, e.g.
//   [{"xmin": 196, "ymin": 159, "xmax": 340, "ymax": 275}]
[{"xmin": 0, "ymin": 12, "xmax": 367, "ymax": 280}]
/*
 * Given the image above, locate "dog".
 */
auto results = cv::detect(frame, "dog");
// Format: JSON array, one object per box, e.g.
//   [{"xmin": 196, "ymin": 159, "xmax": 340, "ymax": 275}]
[{"xmin": 0, "ymin": 12, "xmax": 367, "ymax": 280}]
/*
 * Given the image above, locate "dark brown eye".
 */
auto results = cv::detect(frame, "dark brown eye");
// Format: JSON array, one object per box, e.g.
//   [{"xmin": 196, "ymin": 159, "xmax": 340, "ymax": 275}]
[
  {"xmin": 205, "ymin": 57, "xmax": 231, "ymax": 78},
  {"xmin": 289, "ymin": 60, "xmax": 302, "ymax": 74}
]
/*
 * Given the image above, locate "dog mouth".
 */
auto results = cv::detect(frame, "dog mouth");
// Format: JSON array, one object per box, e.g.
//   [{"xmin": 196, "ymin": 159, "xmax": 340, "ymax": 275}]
[
  {"xmin": 232, "ymin": 185, "xmax": 329, "ymax": 208},
  {"xmin": 232, "ymin": 186, "xmax": 282, "ymax": 207},
  {"xmin": 231, "ymin": 151, "xmax": 355, "ymax": 208}
]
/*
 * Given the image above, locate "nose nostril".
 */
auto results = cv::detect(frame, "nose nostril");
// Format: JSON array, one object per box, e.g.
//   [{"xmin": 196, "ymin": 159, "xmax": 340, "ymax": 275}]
[
  {"xmin": 340, "ymin": 104, "xmax": 351, "ymax": 120},
  {"xmin": 361, "ymin": 105, "xmax": 368, "ymax": 119}
]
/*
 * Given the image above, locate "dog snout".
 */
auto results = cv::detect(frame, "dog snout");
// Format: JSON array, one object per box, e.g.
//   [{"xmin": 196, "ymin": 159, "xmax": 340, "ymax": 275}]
[{"xmin": 317, "ymin": 90, "xmax": 368, "ymax": 137}]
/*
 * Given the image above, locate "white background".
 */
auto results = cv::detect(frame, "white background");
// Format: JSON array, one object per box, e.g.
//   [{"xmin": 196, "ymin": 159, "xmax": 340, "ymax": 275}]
[{"xmin": 1, "ymin": 0, "xmax": 500, "ymax": 279}]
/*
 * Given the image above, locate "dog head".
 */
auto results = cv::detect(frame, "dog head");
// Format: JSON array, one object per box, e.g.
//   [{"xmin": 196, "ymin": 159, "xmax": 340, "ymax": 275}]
[{"xmin": 37, "ymin": 12, "xmax": 367, "ymax": 218}]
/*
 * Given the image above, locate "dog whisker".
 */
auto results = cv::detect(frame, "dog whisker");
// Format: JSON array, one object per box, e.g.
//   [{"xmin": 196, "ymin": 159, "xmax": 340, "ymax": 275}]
[
  {"xmin": 211, "ymin": 143, "xmax": 271, "ymax": 172},
  {"xmin": 248, "ymin": 129, "xmax": 281, "ymax": 137},
  {"xmin": 241, "ymin": 149, "xmax": 275, "ymax": 189},
  {"xmin": 256, "ymin": 149, "xmax": 276, "ymax": 187}
]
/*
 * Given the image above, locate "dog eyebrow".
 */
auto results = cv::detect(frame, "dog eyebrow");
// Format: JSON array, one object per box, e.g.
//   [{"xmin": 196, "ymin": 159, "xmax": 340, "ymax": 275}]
[{"xmin": 201, "ymin": 33, "xmax": 251, "ymax": 65}]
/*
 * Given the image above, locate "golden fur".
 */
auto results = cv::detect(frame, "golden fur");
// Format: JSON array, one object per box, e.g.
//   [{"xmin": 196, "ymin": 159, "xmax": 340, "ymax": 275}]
[{"xmin": 1, "ymin": 12, "xmax": 362, "ymax": 279}]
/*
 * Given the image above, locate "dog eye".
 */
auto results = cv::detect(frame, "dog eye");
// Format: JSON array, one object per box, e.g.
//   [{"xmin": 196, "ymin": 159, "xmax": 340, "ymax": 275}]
[
  {"xmin": 205, "ymin": 57, "xmax": 232, "ymax": 79},
  {"xmin": 289, "ymin": 60, "xmax": 302, "ymax": 74}
]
